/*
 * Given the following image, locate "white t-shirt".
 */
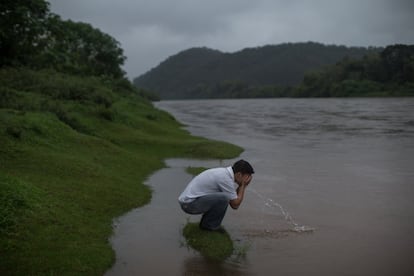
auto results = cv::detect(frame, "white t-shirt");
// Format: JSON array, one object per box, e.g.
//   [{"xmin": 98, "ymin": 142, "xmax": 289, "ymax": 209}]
[{"xmin": 178, "ymin": 166, "xmax": 238, "ymax": 203}]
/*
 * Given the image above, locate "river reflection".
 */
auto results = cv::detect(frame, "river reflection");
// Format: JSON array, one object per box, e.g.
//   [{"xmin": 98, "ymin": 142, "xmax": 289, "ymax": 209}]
[
  {"xmin": 182, "ymin": 256, "xmax": 249, "ymax": 276},
  {"xmin": 107, "ymin": 98, "xmax": 414, "ymax": 276}
]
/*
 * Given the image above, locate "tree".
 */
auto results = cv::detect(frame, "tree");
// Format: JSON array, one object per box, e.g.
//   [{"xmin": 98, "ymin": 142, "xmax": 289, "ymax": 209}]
[
  {"xmin": 0, "ymin": 0, "xmax": 49, "ymax": 66},
  {"xmin": 1, "ymin": 1, "xmax": 126, "ymax": 78},
  {"xmin": 37, "ymin": 15, "xmax": 126, "ymax": 78},
  {"xmin": 381, "ymin": 44, "xmax": 414, "ymax": 83}
]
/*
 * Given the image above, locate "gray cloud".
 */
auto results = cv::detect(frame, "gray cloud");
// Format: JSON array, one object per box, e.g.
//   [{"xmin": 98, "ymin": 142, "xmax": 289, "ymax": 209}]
[{"xmin": 48, "ymin": 0, "xmax": 414, "ymax": 79}]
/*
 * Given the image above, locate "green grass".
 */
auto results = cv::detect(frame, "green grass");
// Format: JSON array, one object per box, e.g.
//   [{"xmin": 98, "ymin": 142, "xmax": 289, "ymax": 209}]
[
  {"xmin": 0, "ymin": 68, "xmax": 243, "ymax": 275},
  {"xmin": 182, "ymin": 223, "xmax": 234, "ymax": 261}
]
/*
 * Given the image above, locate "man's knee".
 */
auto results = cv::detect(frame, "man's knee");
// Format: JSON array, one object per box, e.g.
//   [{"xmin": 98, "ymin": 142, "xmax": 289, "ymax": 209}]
[
  {"xmin": 213, "ymin": 193, "xmax": 229, "ymax": 207},
  {"xmin": 211, "ymin": 194, "xmax": 229, "ymax": 212}
]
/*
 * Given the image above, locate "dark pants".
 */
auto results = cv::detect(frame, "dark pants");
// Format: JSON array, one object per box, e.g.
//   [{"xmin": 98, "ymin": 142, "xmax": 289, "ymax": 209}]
[{"xmin": 179, "ymin": 193, "xmax": 229, "ymax": 230}]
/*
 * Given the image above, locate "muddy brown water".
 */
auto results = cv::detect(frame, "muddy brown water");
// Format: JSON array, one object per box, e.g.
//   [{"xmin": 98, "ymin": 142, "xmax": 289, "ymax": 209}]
[{"xmin": 106, "ymin": 98, "xmax": 414, "ymax": 275}]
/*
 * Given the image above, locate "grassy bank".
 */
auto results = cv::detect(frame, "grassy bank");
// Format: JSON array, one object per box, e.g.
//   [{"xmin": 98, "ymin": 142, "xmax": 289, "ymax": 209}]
[{"xmin": 0, "ymin": 68, "xmax": 242, "ymax": 275}]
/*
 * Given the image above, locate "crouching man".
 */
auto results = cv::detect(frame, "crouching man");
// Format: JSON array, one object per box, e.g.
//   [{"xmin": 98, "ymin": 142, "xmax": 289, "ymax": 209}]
[{"xmin": 178, "ymin": 159, "xmax": 254, "ymax": 231}]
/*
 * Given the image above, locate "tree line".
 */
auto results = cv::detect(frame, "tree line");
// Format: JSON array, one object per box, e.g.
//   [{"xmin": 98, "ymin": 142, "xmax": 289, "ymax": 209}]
[
  {"xmin": 134, "ymin": 42, "xmax": 414, "ymax": 99},
  {"xmin": 1, "ymin": 0, "xmax": 125, "ymax": 79},
  {"xmin": 186, "ymin": 44, "xmax": 414, "ymax": 98},
  {"xmin": 295, "ymin": 44, "xmax": 414, "ymax": 97},
  {"xmin": 134, "ymin": 43, "xmax": 383, "ymax": 99}
]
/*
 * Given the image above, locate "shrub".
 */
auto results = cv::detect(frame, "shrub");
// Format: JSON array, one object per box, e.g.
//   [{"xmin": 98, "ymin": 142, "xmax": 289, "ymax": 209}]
[
  {"xmin": 0, "ymin": 174, "xmax": 29, "ymax": 235},
  {"xmin": 97, "ymin": 107, "xmax": 115, "ymax": 121},
  {"xmin": 6, "ymin": 126, "xmax": 22, "ymax": 139}
]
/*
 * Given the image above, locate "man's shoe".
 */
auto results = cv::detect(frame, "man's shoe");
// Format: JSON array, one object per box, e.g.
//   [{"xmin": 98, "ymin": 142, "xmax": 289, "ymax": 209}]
[{"xmin": 199, "ymin": 225, "xmax": 226, "ymax": 234}]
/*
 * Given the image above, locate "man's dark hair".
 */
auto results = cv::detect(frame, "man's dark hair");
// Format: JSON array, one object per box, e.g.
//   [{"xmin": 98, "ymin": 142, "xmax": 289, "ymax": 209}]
[{"xmin": 232, "ymin": 159, "xmax": 254, "ymax": 175}]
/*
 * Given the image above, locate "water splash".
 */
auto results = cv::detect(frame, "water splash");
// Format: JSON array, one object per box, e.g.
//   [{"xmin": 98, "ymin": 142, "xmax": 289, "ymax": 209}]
[{"xmin": 250, "ymin": 188, "xmax": 315, "ymax": 233}]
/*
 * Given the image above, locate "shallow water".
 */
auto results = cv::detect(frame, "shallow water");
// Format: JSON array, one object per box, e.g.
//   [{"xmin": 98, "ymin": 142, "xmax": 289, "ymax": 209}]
[{"xmin": 107, "ymin": 98, "xmax": 414, "ymax": 275}]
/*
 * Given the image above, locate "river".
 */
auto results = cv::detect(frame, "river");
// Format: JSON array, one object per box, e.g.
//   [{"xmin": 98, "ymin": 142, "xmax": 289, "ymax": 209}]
[{"xmin": 106, "ymin": 98, "xmax": 414, "ymax": 275}]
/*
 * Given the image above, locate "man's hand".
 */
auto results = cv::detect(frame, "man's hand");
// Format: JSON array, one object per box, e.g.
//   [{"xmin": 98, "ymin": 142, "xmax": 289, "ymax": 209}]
[
  {"xmin": 230, "ymin": 174, "xmax": 252, "ymax": 210},
  {"xmin": 242, "ymin": 174, "xmax": 252, "ymax": 186}
]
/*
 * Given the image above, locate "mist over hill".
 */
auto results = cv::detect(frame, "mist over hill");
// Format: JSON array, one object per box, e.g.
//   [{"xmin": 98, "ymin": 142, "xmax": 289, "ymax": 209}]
[{"xmin": 133, "ymin": 42, "xmax": 380, "ymax": 99}]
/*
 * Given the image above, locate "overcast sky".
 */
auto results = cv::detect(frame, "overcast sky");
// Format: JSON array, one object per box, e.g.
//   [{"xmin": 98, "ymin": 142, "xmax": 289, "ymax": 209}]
[{"xmin": 48, "ymin": 0, "xmax": 414, "ymax": 80}]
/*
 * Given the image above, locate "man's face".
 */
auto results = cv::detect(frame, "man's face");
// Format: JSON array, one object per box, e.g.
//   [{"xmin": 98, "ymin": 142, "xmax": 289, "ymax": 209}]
[
  {"xmin": 234, "ymin": 172, "xmax": 252, "ymax": 186},
  {"xmin": 234, "ymin": 172, "xmax": 243, "ymax": 185}
]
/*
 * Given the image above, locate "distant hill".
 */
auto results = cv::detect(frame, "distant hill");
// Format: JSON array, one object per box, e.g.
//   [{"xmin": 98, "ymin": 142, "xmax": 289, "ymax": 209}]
[{"xmin": 133, "ymin": 42, "xmax": 381, "ymax": 99}]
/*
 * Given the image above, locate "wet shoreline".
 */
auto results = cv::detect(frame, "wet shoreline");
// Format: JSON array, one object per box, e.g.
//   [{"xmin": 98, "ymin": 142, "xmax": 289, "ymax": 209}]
[{"xmin": 105, "ymin": 159, "xmax": 251, "ymax": 275}]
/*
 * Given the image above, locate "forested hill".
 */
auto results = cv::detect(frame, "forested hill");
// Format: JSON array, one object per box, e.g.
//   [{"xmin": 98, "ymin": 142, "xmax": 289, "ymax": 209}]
[{"xmin": 133, "ymin": 42, "xmax": 380, "ymax": 99}]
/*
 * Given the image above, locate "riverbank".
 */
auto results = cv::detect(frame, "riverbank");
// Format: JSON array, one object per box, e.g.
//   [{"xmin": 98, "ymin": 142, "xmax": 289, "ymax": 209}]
[{"xmin": 0, "ymin": 68, "xmax": 242, "ymax": 275}]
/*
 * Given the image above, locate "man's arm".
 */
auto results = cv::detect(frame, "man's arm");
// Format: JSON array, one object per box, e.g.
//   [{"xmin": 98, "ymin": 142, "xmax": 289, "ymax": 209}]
[{"xmin": 229, "ymin": 175, "xmax": 252, "ymax": 210}]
